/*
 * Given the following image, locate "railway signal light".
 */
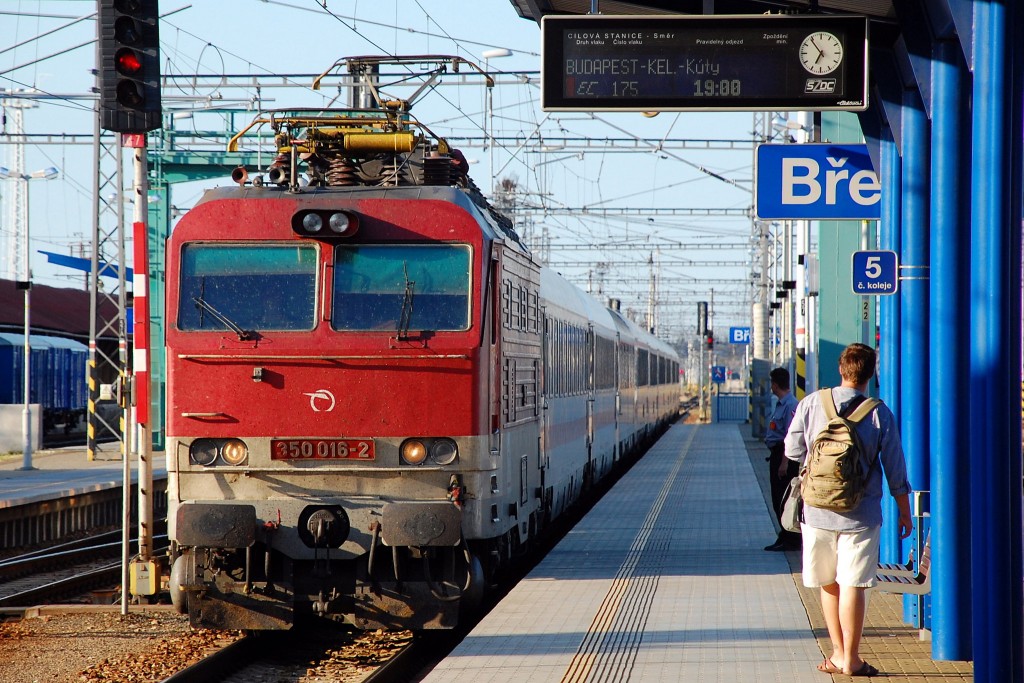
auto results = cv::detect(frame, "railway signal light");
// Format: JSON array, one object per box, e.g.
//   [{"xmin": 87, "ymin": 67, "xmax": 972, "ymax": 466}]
[
  {"xmin": 706, "ymin": 331, "xmax": 714, "ymax": 350},
  {"xmin": 98, "ymin": 0, "xmax": 162, "ymax": 133},
  {"xmin": 696, "ymin": 301, "xmax": 708, "ymax": 335}
]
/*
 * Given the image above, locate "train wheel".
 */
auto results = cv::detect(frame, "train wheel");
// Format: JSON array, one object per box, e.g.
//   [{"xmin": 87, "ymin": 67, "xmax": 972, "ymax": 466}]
[
  {"xmin": 169, "ymin": 550, "xmax": 195, "ymax": 614},
  {"xmin": 459, "ymin": 551, "xmax": 486, "ymax": 618}
]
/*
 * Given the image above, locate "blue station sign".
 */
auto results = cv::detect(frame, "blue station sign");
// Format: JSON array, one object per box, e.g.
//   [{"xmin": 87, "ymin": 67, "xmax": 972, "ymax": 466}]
[
  {"xmin": 852, "ymin": 250, "xmax": 899, "ymax": 295},
  {"xmin": 755, "ymin": 143, "xmax": 881, "ymax": 220},
  {"xmin": 729, "ymin": 326, "xmax": 751, "ymax": 344}
]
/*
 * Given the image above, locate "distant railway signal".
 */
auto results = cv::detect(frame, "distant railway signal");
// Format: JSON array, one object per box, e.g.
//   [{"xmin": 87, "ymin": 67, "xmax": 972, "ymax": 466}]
[{"xmin": 98, "ymin": 0, "xmax": 162, "ymax": 133}]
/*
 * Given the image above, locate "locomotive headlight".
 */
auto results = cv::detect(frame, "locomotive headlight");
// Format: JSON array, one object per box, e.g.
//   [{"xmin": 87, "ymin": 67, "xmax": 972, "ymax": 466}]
[
  {"xmin": 293, "ymin": 210, "xmax": 359, "ymax": 238},
  {"xmin": 429, "ymin": 438, "xmax": 458, "ymax": 465},
  {"xmin": 400, "ymin": 439, "xmax": 428, "ymax": 465},
  {"xmin": 220, "ymin": 438, "xmax": 249, "ymax": 466},
  {"xmin": 328, "ymin": 211, "xmax": 358, "ymax": 236},
  {"xmin": 301, "ymin": 213, "xmax": 324, "ymax": 233},
  {"xmin": 189, "ymin": 439, "xmax": 219, "ymax": 466}
]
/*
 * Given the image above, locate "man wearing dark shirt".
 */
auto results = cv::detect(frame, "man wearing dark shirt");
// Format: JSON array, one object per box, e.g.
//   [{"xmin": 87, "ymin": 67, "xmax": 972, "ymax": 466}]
[{"xmin": 764, "ymin": 367, "xmax": 799, "ymax": 551}]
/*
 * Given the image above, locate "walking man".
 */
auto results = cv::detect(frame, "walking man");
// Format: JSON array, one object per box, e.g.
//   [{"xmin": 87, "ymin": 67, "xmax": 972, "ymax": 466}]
[
  {"xmin": 784, "ymin": 343, "xmax": 913, "ymax": 677},
  {"xmin": 764, "ymin": 367, "xmax": 800, "ymax": 551}
]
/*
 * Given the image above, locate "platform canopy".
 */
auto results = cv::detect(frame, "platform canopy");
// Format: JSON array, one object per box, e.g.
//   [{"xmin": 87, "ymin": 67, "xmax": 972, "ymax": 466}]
[{"xmin": 509, "ymin": 0, "xmax": 897, "ymax": 22}]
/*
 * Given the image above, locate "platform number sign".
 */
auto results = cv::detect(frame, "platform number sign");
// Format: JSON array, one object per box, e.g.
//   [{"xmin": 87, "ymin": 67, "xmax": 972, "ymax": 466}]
[{"xmin": 852, "ymin": 250, "xmax": 898, "ymax": 295}]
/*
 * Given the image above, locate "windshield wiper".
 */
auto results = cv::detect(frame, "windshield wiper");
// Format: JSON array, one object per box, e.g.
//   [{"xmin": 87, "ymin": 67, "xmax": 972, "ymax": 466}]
[
  {"xmin": 397, "ymin": 262, "xmax": 415, "ymax": 340},
  {"xmin": 192, "ymin": 296, "xmax": 257, "ymax": 341}
]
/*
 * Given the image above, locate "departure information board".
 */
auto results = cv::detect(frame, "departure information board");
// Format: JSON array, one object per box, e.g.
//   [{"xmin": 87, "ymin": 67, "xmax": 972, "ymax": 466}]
[{"xmin": 541, "ymin": 14, "xmax": 869, "ymax": 112}]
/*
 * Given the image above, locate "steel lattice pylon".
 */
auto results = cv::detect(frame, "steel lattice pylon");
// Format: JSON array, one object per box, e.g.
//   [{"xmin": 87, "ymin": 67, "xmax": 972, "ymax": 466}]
[{"xmin": 87, "ymin": 101, "xmax": 129, "ymax": 462}]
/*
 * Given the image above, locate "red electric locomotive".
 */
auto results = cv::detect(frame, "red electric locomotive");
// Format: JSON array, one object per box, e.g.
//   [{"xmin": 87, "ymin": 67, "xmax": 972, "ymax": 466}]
[{"xmin": 166, "ymin": 70, "xmax": 679, "ymax": 631}]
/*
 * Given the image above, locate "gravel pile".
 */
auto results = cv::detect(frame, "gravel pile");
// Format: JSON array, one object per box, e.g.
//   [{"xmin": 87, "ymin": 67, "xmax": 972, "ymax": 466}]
[{"xmin": 0, "ymin": 610, "xmax": 239, "ymax": 682}]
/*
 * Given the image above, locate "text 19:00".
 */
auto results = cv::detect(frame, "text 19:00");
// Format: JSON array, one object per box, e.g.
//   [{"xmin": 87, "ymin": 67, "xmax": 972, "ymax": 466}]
[{"xmin": 693, "ymin": 79, "xmax": 741, "ymax": 96}]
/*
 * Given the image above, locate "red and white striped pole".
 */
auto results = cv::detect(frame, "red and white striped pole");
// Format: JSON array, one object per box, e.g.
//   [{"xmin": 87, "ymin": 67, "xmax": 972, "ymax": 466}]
[
  {"xmin": 125, "ymin": 133, "xmax": 154, "ymax": 571},
  {"xmin": 132, "ymin": 219, "xmax": 150, "ymax": 426}
]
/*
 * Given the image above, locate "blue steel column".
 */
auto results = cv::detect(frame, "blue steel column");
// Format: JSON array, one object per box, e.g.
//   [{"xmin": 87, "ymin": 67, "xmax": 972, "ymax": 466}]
[
  {"xmin": 898, "ymin": 86, "xmax": 929, "ymax": 627},
  {"xmin": 877, "ymin": 125, "xmax": 902, "ymax": 566},
  {"xmin": 969, "ymin": 2, "xmax": 1024, "ymax": 681},
  {"xmin": 928, "ymin": 37, "xmax": 971, "ymax": 660}
]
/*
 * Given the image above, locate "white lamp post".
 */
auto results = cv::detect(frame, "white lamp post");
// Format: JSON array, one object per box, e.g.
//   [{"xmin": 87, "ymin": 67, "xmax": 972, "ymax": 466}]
[
  {"xmin": 0, "ymin": 165, "xmax": 59, "ymax": 470},
  {"xmin": 481, "ymin": 48, "xmax": 512, "ymax": 193}
]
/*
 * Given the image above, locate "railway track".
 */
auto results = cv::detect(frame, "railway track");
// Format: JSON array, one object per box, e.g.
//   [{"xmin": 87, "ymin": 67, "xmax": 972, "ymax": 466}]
[
  {"xmin": 0, "ymin": 528, "xmax": 169, "ymax": 607},
  {"xmin": 160, "ymin": 625, "xmax": 420, "ymax": 683}
]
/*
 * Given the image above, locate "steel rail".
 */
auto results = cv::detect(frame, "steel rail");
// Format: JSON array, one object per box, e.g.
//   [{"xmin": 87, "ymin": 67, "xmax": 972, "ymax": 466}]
[
  {"xmin": 159, "ymin": 633, "xmax": 419, "ymax": 683},
  {"xmin": 158, "ymin": 636, "xmax": 259, "ymax": 683},
  {"xmin": 0, "ymin": 533, "xmax": 169, "ymax": 582},
  {"xmin": 0, "ymin": 562, "xmax": 120, "ymax": 607}
]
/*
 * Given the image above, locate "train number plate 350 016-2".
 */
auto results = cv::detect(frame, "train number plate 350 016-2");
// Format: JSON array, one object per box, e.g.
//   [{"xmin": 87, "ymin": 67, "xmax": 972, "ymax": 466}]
[{"xmin": 271, "ymin": 439, "xmax": 375, "ymax": 461}]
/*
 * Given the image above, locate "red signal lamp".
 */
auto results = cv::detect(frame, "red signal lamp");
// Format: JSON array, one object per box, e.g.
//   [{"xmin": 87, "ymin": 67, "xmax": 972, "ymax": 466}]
[{"xmin": 115, "ymin": 48, "xmax": 143, "ymax": 75}]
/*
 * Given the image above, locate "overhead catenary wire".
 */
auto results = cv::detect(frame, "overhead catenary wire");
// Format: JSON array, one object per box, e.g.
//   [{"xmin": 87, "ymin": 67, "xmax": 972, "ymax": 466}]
[{"xmin": 2, "ymin": 1, "xmax": 755, "ymax": 337}]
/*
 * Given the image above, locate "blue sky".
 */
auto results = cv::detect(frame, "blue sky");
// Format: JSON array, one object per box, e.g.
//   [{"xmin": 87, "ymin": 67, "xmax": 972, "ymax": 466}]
[{"xmin": 1, "ymin": 1, "xmax": 759, "ymax": 342}]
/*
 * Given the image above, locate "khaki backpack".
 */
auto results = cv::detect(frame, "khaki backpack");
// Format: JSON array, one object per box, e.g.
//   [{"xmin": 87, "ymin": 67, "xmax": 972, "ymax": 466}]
[{"xmin": 801, "ymin": 388, "xmax": 880, "ymax": 512}]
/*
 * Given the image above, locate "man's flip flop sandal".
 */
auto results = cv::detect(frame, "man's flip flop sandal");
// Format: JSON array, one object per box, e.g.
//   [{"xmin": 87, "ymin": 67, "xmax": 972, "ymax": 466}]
[
  {"xmin": 816, "ymin": 658, "xmax": 842, "ymax": 674},
  {"xmin": 850, "ymin": 661, "xmax": 879, "ymax": 677}
]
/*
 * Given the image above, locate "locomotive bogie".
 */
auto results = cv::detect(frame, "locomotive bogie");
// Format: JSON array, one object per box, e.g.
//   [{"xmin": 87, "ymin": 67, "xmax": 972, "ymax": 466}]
[{"xmin": 173, "ymin": 527, "xmax": 480, "ymax": 629}]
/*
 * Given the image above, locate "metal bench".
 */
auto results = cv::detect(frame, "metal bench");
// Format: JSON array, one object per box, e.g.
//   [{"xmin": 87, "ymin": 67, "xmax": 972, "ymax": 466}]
[
  {"xmin": 876, "ymin": 532, "xmax": 930, "ymax": 578},
  {"xmin": 870, "ymin": 536, "xmax": 931, "ymax": 595}
]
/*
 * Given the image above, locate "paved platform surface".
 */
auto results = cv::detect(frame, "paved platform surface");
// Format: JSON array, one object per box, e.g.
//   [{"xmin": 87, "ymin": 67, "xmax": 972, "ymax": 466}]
[
  {"xmin": 0, "ymin": 446, "xmax": 165, "ymax": 508},
  {"xmin": 423, "ymin": 422, "xmax": 974, "ymax": 683}
]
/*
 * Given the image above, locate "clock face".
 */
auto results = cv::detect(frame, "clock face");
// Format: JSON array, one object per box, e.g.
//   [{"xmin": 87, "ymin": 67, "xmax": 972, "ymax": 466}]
[{"xmin": 799, "ymin": 31, "xmax": 844, "ymax": 75}]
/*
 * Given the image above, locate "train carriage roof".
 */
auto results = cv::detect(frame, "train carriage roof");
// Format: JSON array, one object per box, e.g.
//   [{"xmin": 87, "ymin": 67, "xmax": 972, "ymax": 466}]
[
  {"xmin": 540, "ymin": 268, "xmax": 620, "ymax": 336},
  {"xmin": 0, "ymin": 333, "xmax": 89, "ymax": 351},
  {"xmin": 608, "ymin": 307, "xmax": 678, "ymax": 359}
]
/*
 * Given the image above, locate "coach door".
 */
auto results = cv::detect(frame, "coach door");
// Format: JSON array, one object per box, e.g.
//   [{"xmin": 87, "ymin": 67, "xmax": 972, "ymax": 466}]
[
  {"xmin": 613, "ymin": 333, "xmax": 621, "ymax": 462},
  {"xmin": 586, "ymin": 326, "xmax": 595, "ymax": 482},
  {"xmin": 539, "ymin": 311, "xmax": 549, "ymax": 472}
]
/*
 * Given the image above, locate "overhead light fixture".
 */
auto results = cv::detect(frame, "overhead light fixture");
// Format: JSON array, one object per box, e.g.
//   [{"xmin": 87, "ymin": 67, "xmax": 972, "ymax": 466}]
[{"xmin": 481, "ymin": 48, "xmax": 513, "ymax": 60}]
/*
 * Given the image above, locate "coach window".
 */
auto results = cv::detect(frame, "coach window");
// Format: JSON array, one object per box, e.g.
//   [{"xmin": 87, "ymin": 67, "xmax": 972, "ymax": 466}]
[
  {"xmin": 177, "ymin": 244, "xmax": 317, "ymax": 332},
  {"xmin": 595, "ymin": 335, "xmax": 615, "ymax": 390},
  {"xmin": 332, "ymin": 245, "xmax": 471, "ymax": 331}
]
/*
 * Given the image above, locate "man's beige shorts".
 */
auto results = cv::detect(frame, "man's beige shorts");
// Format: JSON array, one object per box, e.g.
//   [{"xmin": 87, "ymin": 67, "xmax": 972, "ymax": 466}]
[{"xmin": 801, "ymin": 525, "xmax": 881, "ymax": 588}]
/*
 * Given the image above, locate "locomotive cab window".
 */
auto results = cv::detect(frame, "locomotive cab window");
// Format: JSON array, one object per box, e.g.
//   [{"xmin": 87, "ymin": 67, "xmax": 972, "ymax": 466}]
[
  {"xmin": 177, "ymin": 245, "xmax": 318, "ymax": 333},
  {"xmin": 332, "ymin": 245, "xmax": 471, "ymax": 331}
]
